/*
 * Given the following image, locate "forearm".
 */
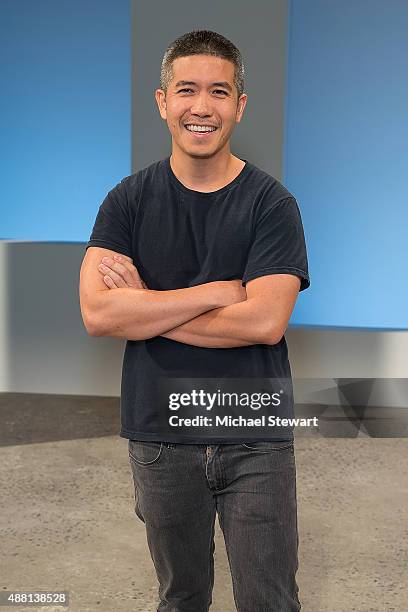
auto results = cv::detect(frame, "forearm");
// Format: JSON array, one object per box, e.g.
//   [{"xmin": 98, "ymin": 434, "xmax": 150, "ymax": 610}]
[
  {"xmin": 161, "ymin": 298, "xmax": 272, "ymax": 348},
  {"xmin": 89, "ymin": 283, "xmax": 229, "ymax": 340}
]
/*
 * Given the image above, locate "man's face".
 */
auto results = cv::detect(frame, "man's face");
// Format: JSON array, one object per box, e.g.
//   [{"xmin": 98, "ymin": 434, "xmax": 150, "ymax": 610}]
[{"xmin": 155, "ymin": 54, "xmax": 247, "ymax": 159}]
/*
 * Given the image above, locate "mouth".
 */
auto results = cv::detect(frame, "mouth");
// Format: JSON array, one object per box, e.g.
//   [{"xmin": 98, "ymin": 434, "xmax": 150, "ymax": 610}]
[{"xmin": 184, "ymin": 125, "xmax": 219, "ymax": 138}]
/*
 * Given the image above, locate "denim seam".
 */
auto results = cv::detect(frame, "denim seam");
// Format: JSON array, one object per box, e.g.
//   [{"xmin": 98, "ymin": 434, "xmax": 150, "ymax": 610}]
[
  {"xmin": 128, "ymin": 442, "xmax": 163, "ymax": 465},
  {"xmin": 241, "ymin": 441, "xmax": 294, "ymax": 452}
]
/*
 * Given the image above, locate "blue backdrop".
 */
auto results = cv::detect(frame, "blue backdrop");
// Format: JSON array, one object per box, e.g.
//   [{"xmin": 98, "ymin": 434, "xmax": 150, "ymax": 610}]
[
  {"xmin": 0, "ymin": 0, "xmax": 130, "ymax": 243},
  {"xmin": 285, "ymin": 0, "xmax": 407, "ymax": 329}
]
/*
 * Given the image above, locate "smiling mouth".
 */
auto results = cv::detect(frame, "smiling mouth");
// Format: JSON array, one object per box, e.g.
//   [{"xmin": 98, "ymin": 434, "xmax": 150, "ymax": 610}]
[{"xmin": 184, "ymin": 125, "xmax": 219, "ymax": 137}]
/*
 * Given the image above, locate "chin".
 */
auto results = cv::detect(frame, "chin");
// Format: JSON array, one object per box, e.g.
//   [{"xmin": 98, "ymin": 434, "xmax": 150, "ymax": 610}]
[
  {"xmin": 185, "ymin": 143, "xmax": 226, "ymax": 158},
  {"xmin": 187, "ymin": 151, "xmax": 217, "ymax": 159}
]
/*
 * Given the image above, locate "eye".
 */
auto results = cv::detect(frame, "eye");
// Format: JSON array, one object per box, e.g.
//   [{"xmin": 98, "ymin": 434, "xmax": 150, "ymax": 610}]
[{"xmin": 177, "ymin": 88, "xmax": 228, "ymax": 95}]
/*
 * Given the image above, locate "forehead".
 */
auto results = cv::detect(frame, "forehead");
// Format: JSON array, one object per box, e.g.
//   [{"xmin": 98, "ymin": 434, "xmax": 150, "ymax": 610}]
[{"xmin": 170, "ymin": 54, "xmax": 234, "ymax": 85}]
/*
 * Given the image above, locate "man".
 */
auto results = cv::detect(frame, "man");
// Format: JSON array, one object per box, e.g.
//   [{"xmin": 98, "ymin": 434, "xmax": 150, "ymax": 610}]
[{"xmin": 80, "ymin": 30, "xmax": 310, "ymax": 612}]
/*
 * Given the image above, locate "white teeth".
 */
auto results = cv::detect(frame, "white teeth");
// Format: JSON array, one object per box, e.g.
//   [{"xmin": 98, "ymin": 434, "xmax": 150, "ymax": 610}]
[{"xmin": 185, "ymin": 125, "xmax": 217, "ymax": 132}]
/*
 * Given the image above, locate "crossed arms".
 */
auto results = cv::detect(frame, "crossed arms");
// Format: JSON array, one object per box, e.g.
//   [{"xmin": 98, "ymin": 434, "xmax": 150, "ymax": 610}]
[{"xmin": 79, "ymin": 247, "xmax": 301, "ymax": 348}]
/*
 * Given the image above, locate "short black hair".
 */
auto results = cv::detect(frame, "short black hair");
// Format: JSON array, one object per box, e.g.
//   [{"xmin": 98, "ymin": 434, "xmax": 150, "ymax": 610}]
[{"xmin": 160, "ymin": 30, "xmax": 245, "ymax": 100}]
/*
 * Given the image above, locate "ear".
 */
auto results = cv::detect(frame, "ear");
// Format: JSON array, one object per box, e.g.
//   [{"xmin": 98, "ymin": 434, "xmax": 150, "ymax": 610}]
[
  {"xmin": 235, "ymin": 93, "xmax": 248, "ymax": 124},
  {"xmin": 155, "ymin": 89, "xmax": 167, "ymax": 120}
]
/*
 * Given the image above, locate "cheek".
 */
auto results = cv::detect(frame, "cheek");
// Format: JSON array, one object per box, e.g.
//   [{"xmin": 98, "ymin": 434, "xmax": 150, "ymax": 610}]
[
  {"xmin": 169, "ymin": 114, "xmax": 184, "ymax": 132},
  {"xmin": 167, "ymin": 117, "xmax": 180, "ymax": 134},
  {"xmin": 168, "ymin": 101, "xmax": 187, "ymax": 119}
]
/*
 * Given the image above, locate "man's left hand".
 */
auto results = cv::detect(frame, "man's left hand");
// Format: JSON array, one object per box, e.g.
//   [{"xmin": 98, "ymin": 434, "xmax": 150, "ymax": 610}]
[{"xmin": 98, "ymin": 255, "xmax": 148, "ymax": 289}]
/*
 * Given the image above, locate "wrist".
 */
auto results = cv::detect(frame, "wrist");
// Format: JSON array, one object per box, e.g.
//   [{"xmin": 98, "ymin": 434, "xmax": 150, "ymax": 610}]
[{"xmin": 208, "ymin": 281, "xmax": 233, "ymax": 308}]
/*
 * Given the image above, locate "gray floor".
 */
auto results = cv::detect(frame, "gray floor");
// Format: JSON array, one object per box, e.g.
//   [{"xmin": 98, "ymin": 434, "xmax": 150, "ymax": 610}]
[{"xmin": 1, "ymin": 394, "xmax": 407, "ymax": 611}]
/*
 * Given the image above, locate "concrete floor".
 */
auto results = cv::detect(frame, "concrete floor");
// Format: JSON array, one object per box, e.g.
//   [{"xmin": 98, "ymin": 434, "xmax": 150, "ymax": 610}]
[{"xmin": 1, "ymin": 394, "xmax": 407, "ymax": 611}]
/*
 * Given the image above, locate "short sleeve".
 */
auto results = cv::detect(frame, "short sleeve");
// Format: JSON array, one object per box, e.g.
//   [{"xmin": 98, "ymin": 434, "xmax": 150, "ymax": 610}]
[
  {"xmin": 242, "ymin": 196, "xmax": 310, "ymax": 291},
  {"xmin": 86, "ymin": 179, "xmax": 133, "ymax": 259}
]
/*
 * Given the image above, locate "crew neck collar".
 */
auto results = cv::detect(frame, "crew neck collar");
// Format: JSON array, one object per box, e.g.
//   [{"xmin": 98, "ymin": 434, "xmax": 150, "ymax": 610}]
[{"xmin": 165, "ymin": 156, "xmax": 250, "ymax": 197}]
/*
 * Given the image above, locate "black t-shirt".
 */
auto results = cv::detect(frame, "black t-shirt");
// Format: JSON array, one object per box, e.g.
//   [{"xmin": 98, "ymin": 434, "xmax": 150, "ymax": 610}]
[{"xmin": 86, "ymin": 156, "xmax": 310, "ymax": 443}]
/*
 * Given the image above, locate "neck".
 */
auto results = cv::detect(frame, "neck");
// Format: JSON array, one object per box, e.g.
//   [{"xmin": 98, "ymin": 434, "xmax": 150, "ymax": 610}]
[{"xmin": 169, "ymin": 147, "xmax": 243, "ymax": 191}]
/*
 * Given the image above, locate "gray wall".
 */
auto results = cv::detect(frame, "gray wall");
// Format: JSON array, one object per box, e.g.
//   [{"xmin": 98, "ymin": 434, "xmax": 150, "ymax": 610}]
[
  {"xmin": 1, "ymin": 242, "xmax": 125, "ymax": 396},
  {"xmin": 132, "ymin": 0, "xmax": 288, "ymax": 179}
]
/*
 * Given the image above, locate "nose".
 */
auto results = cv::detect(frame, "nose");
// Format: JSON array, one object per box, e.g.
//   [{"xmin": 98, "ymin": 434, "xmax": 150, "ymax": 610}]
[{"xmin": 190, "ymin": 93, "xmax": 212, "ymax": 116}]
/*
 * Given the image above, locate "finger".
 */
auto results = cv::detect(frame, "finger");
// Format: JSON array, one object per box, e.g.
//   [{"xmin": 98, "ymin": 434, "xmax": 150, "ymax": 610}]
[
  {"xmin": 103, "ymin": 274, "xmax": 118, "ymax": 289},
  {"xmin": 113, "ymin": 253, "xmax": 133, "ymax": 264},
  {"xmin": 98, "ymin": 263, "xmax": 128, "ymax": 288},
  {"xmin": 103, "ymin": 256, "xmax": 145, "ymax": 288},
  {"xmin": 112, "ymin": 256, "xmax": 142, "ymax": 285},
  {"xmin": 101, "ymin": 264, "xmax": 145, "ymax": 289}
]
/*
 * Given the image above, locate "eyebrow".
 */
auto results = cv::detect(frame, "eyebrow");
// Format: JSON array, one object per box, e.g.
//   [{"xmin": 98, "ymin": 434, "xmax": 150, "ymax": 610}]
[{"xmin": 174, "ymin": 80, "xmax": 233, "ymax": 92}]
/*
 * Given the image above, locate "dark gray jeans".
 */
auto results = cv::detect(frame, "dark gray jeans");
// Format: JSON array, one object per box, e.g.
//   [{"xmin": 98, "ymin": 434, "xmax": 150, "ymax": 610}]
[{"xmin": 128, "ymin": 439, "xmax": 301, "ymax": 612}]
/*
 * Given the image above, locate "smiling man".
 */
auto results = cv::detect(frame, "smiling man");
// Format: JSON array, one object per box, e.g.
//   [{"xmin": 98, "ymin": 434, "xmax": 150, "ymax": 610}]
[
  {"xmin": 80, "ymin": 30, "xmax": 310, "ymax": 612},
  {"xmin": 157, "ymin": 53, "xmax": 247, "ymax": 192}
]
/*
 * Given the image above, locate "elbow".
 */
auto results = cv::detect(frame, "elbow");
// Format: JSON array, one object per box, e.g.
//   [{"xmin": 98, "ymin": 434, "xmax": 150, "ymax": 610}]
[
  {"xmin": 80, "ymin": 293, "xmax": 104, "ymax": 336},
  {"xmin": 81, "ymin": 309, "xmax": 104, "ymax": 337},
  {"xmin": 260, "ymin": 322, "xmax": 284, "ymax": 346},
  {"xmin": 269, "ymin": 332, "xmax": 284, "ymax": 346},
  {"xmin": 86, "ymin": 321, "xmax": 103, "ymax": 337}
]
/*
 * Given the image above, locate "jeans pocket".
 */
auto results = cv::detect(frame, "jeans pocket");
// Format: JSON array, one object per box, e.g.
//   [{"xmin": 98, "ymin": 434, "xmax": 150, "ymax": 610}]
[
  {"xmin": 241, "ymin": 440, "xmax": 294, "ymax": 452},
  {"xmin": 128, "ymin": 440, "xmax": 163, "ymax": 465}
]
